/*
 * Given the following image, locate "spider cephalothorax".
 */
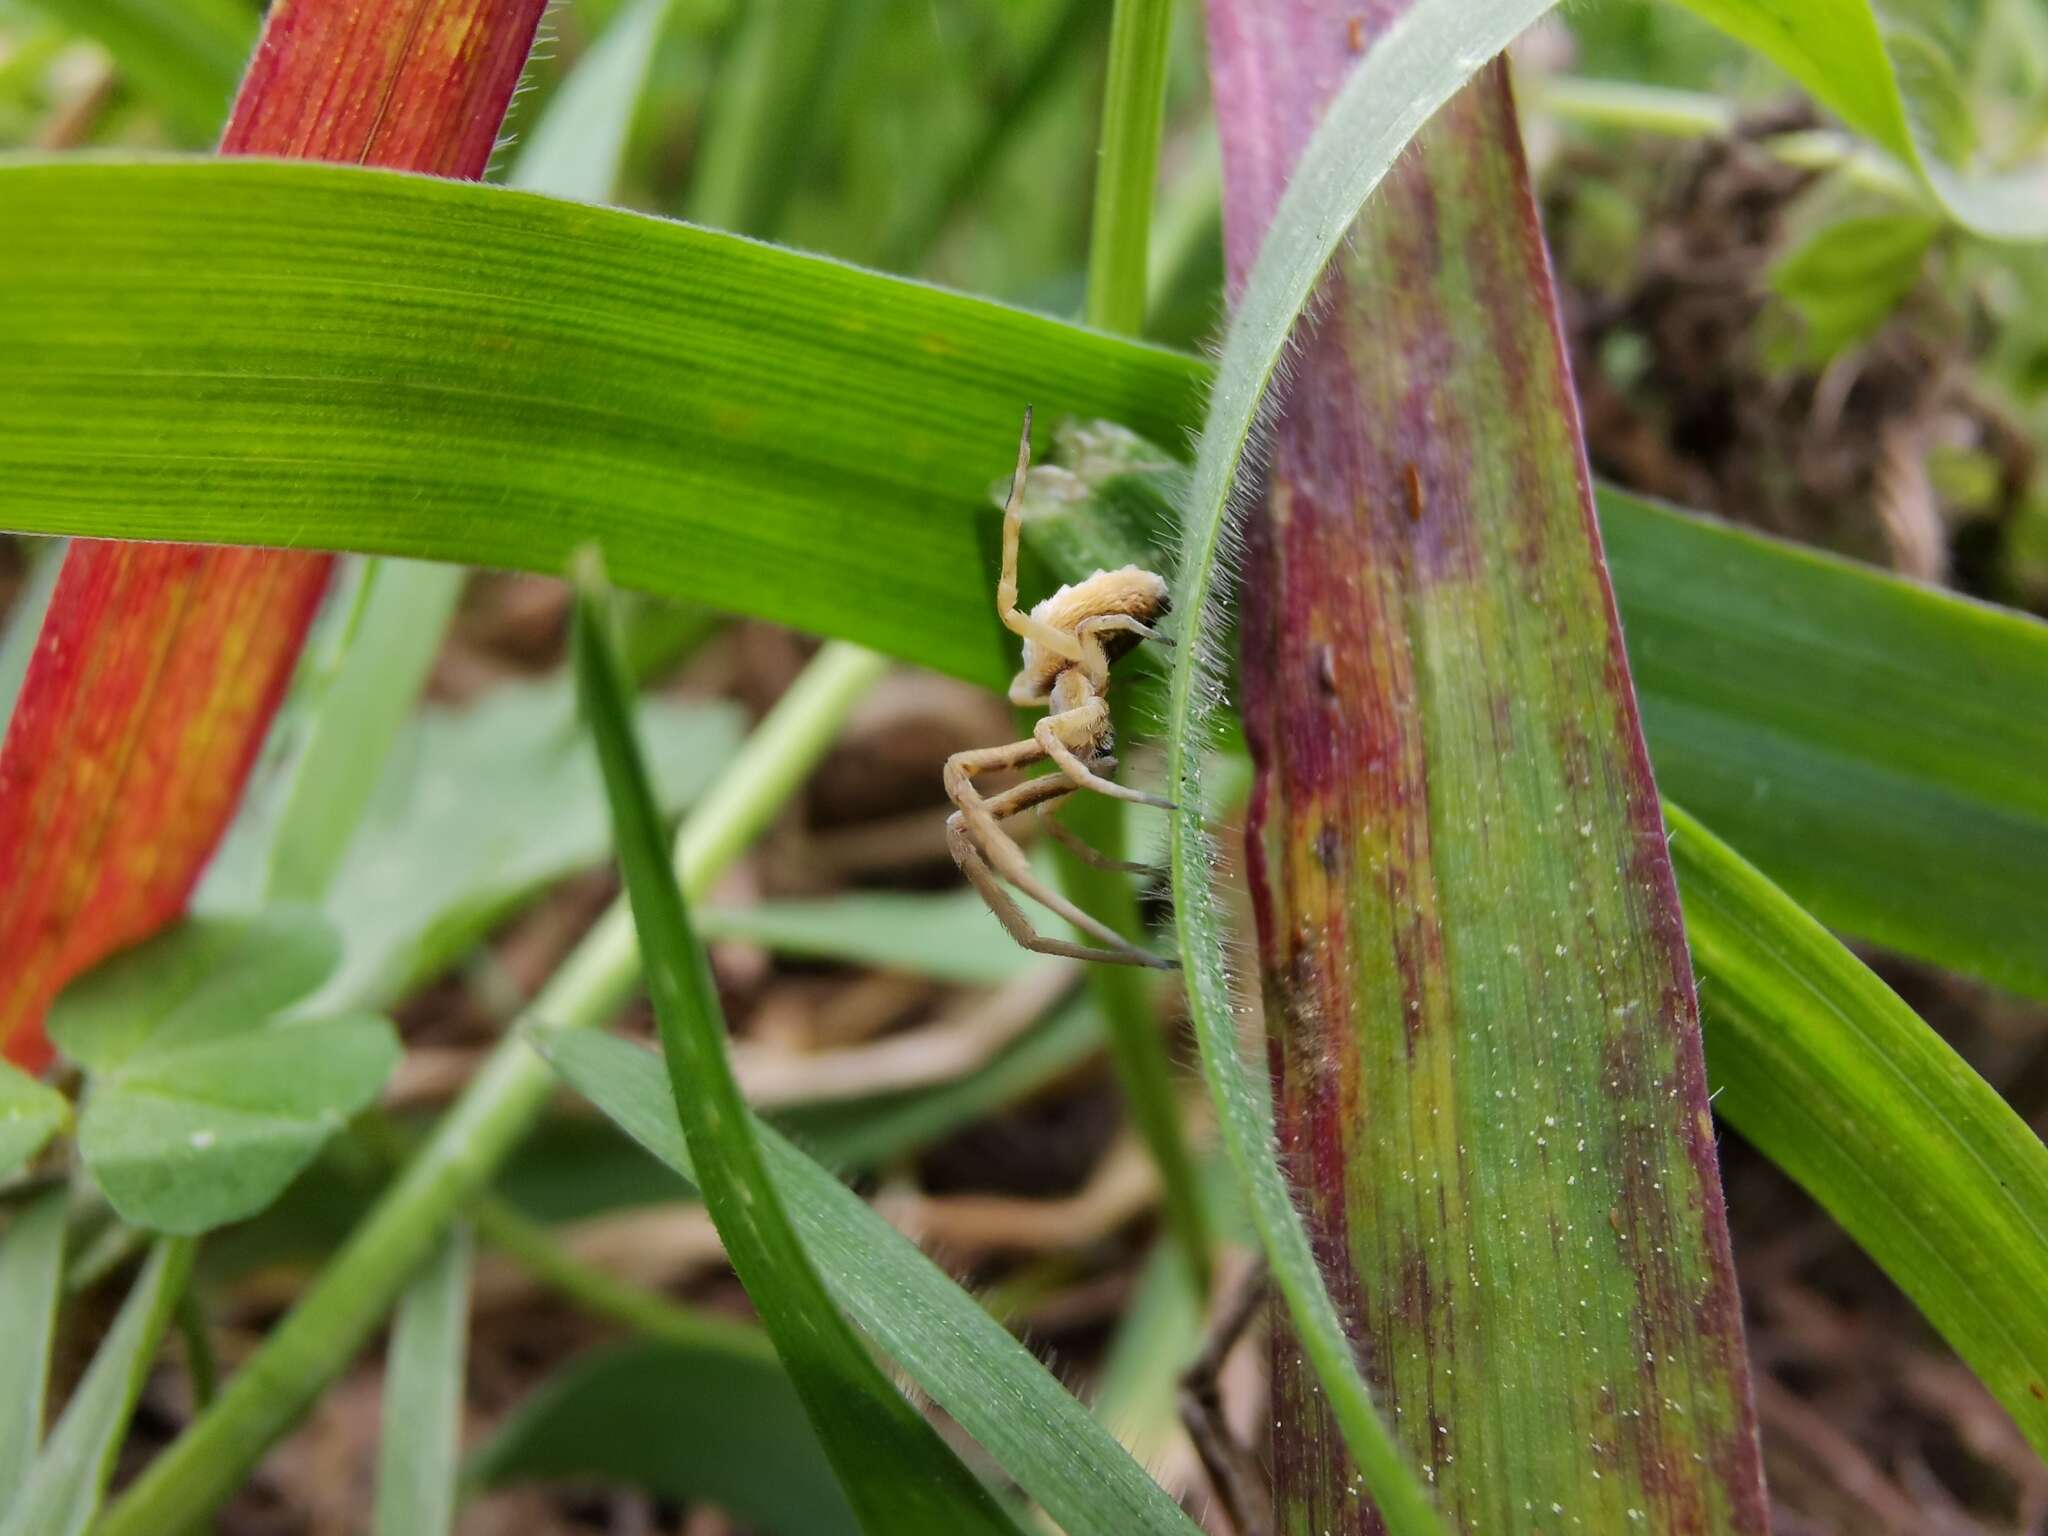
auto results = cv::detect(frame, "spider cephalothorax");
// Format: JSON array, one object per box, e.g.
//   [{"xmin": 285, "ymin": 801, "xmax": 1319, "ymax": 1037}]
[{"xmin": 943, "ymin": 410, "xmax": 1178, "ymax": 969}]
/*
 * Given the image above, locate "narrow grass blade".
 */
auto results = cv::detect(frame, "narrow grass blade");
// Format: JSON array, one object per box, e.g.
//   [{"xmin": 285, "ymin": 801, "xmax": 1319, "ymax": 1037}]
[
  {"xmin": 373, "ymin": 1224, "xmax": 472, "ymax": 1536},
  {"xmin": 533, "ymin": 1025, "xmax": 1207, "ymax": 1536},
  {"xmin": 1601, "ymin": 488, "xmax": 2048, "ymax": 1000},
  {"xmin": 1669, "ymin": 804, "xmax": 2048, "ymax": 1456},
  {"xmin": 571, "ymin": 590, "xmax": 1027, "ymax": 1536},
  {"xmin": 10, "ymin": 155, "xmax": 2039, "ymax": 1001},
  {"xmin": 0, "ymin": 0, "xmax": 548, "ymax": 1071},
  {"xmin": 686, "ymin": 0, "xmax": 855, "ymax": 237},
  {"xmin": 1087, "ymin": 0, "xmax": 1176, "ymax": 337},
  {"xmin": 1063, "ymin": 0, "xmax": 1216, "ymax": 1299},
  {"xmin": 879, "ymin": 0, "xmax": 1099, "ymax": 271},
  {"xmin": 0, "ymin": 1237, "xmax": 193, "ymax": 1536},
  {"xmin": 263, "ymin": 559, "xmax": 466, "ymax": 904},
  {"xmin": 0, "ymin": 1190, "xmax": 68, "ymax": 1500},
  {"xmin": 0, "ymin": 157, "xmax": 1205, "ymax": 691}
]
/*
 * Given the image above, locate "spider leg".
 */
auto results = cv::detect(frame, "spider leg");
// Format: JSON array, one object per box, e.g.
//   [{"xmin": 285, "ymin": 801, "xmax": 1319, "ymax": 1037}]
[
  {"xmin": 946, "ymin": 816, "xmax": 1163, "ymax": 967},
  {"xmin": 957, "ymin": 799, "xmax": 1175, "ymax": 968},
  {"xmin": 1037, "ymin": 803, "xmax": 1157, "ymax": 873},
  {"xmin": 996, "ymin": 410, "xmax": 1085, "ymax": 666},
  {"xmin": 1076, "ymin": 613, "xmax": 1172, "ymax": 647},
  {"xmin": 948, "ymin": 736, "xmax": 1172, "ymax": 969},
  {"xmin": 976, "ymin": 760, "xmax": 1159, "ymax": 876},
  {"xmin": 1037, "ymin": 700, "xmax": 1177, "ymax": 810}
]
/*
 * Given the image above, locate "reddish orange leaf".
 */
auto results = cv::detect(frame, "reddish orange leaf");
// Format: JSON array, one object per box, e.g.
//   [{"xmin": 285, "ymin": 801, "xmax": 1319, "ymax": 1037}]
[{"xmin": 0, "ymin": 0, "xmax": 545, "ymax": 1069}]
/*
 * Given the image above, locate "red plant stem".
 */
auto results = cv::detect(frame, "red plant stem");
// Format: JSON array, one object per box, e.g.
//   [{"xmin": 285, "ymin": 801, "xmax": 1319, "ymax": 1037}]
[
  {"xmin": 0, "ymin": 0, "xmax": 546, "ymax": 1069},
  {"xmin": 1208, "ymin": 5, "xmax": 1768, "ymax": 1529}
]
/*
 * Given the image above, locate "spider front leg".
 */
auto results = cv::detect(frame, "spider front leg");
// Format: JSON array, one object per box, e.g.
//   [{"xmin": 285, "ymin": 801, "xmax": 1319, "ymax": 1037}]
[
  {"xmin": 995, "ymin": 409, "xmax": 1084, "ymax": 668},
  {"xmin": 1035, "ymin": 697, "xmax": 1176, "ymax": 811},
  {"xmin": 944, "ymin": 740, "xmax": 1176, "ymax": 969},
  {"xmin": 1036, "ymin": 802, "xmax": 1157, "ymax": 874}
]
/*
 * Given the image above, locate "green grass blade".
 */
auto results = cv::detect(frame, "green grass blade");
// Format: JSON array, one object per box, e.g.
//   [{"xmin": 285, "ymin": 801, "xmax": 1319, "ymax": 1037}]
[
  {"xmin": 0, "ymin": 1190, "xmax": 68, "ymax": 1501},
  {"xmin": 0, "ymin": 1237, "xmax": 192, "ymax": 1536},
  {"xmin": 1087, "ymin": 0, "xmax": 1176, "ymax": 336},
  {"xmin": 2, "ymin": 159, "xmax": 2045, "ymax": 995},
  {"xmin": 1073, "ymin": 0, "xmax": 1213, "ymax": 1299},
  {"xmin": 878, "ymin": 0, "xmax": 1098, "ymax": 272},
  {"xmin": 532, "ymin": 1025, "xmax": 1207, "ymax": 1536},
  {"xmin": 686, "ymin": 0, "xmax": 854, "ymax": 237},
  {"xmin": 0, "ymin": 157, "xmax": 1204, "ymax": 690},
  {"xmin": 1669, "ymin": 804, "xmax": 2048, "ymax": 1456},
  {"xmin": 571, "ymin": 590, "xmax": 1027, "ymax": 1536},
  {"xmin": 373, "ymin": 1224, "xmax": 472, "ymax": 1536},
  {"xmin": 1602, "ymin": 487, "xmax": 2048, "ymax": 1000}
]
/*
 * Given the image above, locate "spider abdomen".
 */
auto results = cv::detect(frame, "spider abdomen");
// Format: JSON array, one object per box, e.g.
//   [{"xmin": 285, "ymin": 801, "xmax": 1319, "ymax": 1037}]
[{"xmin": 1013, "ymin": 565, "xmax": 1171, "ymax": 696}]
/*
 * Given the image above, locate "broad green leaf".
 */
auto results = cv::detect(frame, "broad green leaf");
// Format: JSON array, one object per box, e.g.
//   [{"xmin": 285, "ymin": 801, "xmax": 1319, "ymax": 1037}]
[
  {"xmin": 1677, "ymin": 0, "xmax": 2048, "ymax": 238},
  {"xmin": 1765, "ymin": 212, "xmax": 1943, "ymax": 364},
  {"xmin": 49, "ymin": 911, "xmax": 399, "ymax": 1234},
  {"xmin": 466, "ymin": 1340, "xmax": 859, "ymax": 1535},
  {"xmin": 534, "ymin": 1026, "xmax": 1204, "ymax": 1536},
  {"xmin": 0, "ymin": 1237, "xmax": 192, "ymax": 1536},
  {"xmin": 0, "ymin": 1062, "xmax": 67, "ymax": 1179},
  {"xmin": 507, "ymin": 0, "xmax": 673, "ymax": 201},
  {"xmin": 51, "ymin": 907, "xmax": 338, "ymax": 1071},
  {"xmin": 1670, "ymin": 805, "xmax": 2048, "ymax": 1457},
  {"xmin": 306, "ymin": 679, "xmax": 743, "ymax": 1013},
  {"xmin": 0, "ymin": 1190, "xmax": 68, "ymax": 1500},
  {"xmin": 373, "ymin": 1224, "xmax": 471, "ymax": 1536},
  {"xmin": 572, "ymin": 592, "xmax": 1027, "ymax": 1536},
  {"xmin": 18, "ymin": 0, "xmax": 254, "ymax": 144},
  {"xmin": 697, "ymin": 889, "xmax": 1035, "ymax": 985}
]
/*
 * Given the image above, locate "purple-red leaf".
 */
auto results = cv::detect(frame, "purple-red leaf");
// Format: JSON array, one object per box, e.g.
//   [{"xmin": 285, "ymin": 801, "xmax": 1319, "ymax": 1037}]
[{"xmin": 1208, "ymin": 6, "xmax": 1770, "ymax": 1528}]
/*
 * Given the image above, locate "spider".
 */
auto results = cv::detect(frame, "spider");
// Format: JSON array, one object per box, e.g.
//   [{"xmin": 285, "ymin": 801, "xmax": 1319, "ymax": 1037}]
[{"xmin": 944, "ymin": 409, "xmax": 1179, "ymax": 970}]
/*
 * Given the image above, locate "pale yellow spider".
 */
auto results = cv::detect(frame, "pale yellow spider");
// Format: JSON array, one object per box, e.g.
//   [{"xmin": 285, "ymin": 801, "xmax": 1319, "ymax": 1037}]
[{"xmin": 944, "ymin": 409, "xmax": 1178, "ymax": 969}]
